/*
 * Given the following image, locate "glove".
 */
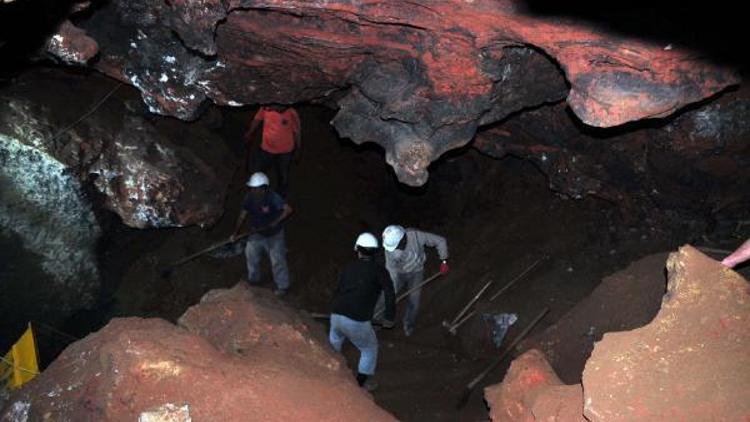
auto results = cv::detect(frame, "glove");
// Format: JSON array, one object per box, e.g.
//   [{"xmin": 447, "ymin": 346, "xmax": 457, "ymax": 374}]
[
  {"xmin": 440, "ymin": 260, "xmax": 450, "ymax": 274},
  {"xmin": 381, "ymin": 320, "xmax": 395, "ymax": 329}
]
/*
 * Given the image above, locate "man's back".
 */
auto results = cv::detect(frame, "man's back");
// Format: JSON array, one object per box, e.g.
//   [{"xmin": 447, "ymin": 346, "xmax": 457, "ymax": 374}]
[{"xmin": 332, "ymin": 259, "xmax": 394, "ymax": 322}]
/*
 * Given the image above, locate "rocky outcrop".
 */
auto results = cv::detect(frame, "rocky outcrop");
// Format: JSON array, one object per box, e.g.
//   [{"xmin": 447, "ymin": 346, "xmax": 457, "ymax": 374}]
[
  {"xmin": 0, "ymin": 133, "xmax": 100, "ymax": 314},
  {"xmin": 484, "ymin": 349, "xmax": 584, "ymax": 422},
  {"xmin": 50, "ymin": 0, "xmax": 737, "ymax": 186},
  {"xmin": 0, "ymin": 284, "xmax": 395, "ymax": 421},
  {"xmin": 475, "ymin": 86, "xmax": 750, "ymax": 217},
  {"xmin": 45, "ymin": 20, "xmax": 98, "ymax": 65},
  {"xmin": 582, "ymin": 246, "xmax": 750, "ymax": 421},
  {"xmin": 520, "ymin": 253, "xmax": 668, "ymax": 383},
  {"xmin": 485, "ymin": 247, "xmax": 750, "ymax": 421},
  {"xmin": 0, "ymin": 68, "xmax": 228, "ymax": 228},
  {"xmin": 0, "ymin": 68, "xmax": 231, "ymax": 328}
]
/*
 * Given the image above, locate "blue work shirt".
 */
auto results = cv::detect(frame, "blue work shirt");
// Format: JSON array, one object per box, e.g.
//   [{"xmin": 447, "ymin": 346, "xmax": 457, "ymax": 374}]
[{"xmin": 242, "ymin": 191, "xmax": 286, "ymax": 236}]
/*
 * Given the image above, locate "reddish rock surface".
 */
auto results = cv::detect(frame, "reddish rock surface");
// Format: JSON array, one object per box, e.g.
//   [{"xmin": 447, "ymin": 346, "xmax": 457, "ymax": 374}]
[
  {"xmin": 57, "ymin": 0, "xmax": 738, "ymax": 185},
  {"xmin": 0, "ymin": 284, "xmax": 395, "ymax": 421},
  {"xmin": 521, "ymin": 253, "xmax": 668, "ymax": 383},
  {"xmin": 177, "ymin": 284, "xmax": 344, "ymax": 377},
  {"xmin": 484, "ymin": 349, "xmax": 583, "ymax": 422},
  {"xmin": 582, "ymin": 246, "xmax": 750, "ymax": 421},
  {"xmin": 45, "ymin": 20, "xmax": 98, "ymax": 65},
  {"xmin": 486, "ymin": 247, "xmax": 750, "ymax": 421},
  {"xmin": 0, "ymin": 68, "xmax": 229, "ymax": 228}
]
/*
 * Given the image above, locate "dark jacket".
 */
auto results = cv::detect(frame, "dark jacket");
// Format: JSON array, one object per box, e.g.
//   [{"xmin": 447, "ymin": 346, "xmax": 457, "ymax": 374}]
[
  {"xmin": 242, "ymin": 191, "xmax": 285, "ymax": 237},
  {"xmin": 332, "ymin": 257, "xmax": 396, "ymax": 322}
]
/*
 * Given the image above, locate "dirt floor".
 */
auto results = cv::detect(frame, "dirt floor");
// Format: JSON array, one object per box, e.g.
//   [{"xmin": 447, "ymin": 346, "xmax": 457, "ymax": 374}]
[{"xmin": 19, "ymin": 105, "xmax": 749, "ymax": 421}]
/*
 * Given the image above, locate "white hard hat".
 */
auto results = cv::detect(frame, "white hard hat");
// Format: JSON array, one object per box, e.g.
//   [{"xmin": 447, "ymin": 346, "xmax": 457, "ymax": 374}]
[
  {"xmin": 354, "ymin": 232, "xmax": 379, "ymax": 250},
  {"xmin": 382, "ymin": 225, "xmax": 405, "ymax": 252},
  {"xmin": 247, "ymin": 172, "xmax": 269, "ymax": 188}
]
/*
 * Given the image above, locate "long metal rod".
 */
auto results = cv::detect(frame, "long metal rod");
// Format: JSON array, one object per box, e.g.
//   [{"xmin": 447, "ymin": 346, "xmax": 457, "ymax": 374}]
[
  {"xmin": 311, "ymin": 272, "xmax": 443, "ymax": 320},
  {"xmin": 160, "ymin": 229, "xmax": 261, "ymax": 277},
  {"xmin": 488, "ymin": 256, "xmax": 547, "ymax": 302},
  {"xmin": 369, "ymin": 272, "xmax": 443, "ymax": 320},
  {"xmin": 449, "ymin": 307, "xmax": 478, "ymax": 334},
  {"xmin": 448, "ymin": 256, "xmax": 547, "ymax": 334},
  {"xmin": 448, "ymin": 278, "xmax": 494, "ymax": 327},
  {"xmin": 456, "ymin": 307, "xmax": 550, "ymax": 408}
]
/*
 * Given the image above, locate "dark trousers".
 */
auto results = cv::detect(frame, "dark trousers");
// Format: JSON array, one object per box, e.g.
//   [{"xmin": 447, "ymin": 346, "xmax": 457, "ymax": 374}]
[{"xmin": 249, "ymin": 147, "xmax": 293, "ymax": 198}]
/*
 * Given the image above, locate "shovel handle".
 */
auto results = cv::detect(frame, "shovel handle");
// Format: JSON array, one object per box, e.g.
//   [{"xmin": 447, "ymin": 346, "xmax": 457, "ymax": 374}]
[
  {"xmin": 372, "ymin": 272, "xmax": 443, "ymax": 319},
  {"xmin": 166, "ymin": 230, "xmax": 257, "ymax": 269},
  {"xmin": 466, "ymin": 307, "xmax": 550, "ymax": 390}
]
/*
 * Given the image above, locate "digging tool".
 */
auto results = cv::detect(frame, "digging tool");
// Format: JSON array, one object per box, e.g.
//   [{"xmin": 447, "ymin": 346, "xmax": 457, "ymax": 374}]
[
  {"xmin": 447, "ymin": 256, "xmax": 548, "ymax": 335},
  {"xmin": 488, "ymin": 255, "xmax": 547, "ymax": 302},
  {"xmin": 442, "ymin": 278, "xmax": 494, "ymax": 330},
  {"xmin": 308, "ymin": 272, "xmax": 444, "ymax": 322},
  {"xmin": 455, "ymin": 307, "xmax": 550, "ymax": 409},
  {"xmin": 371, "ymin": 272, "xmax": 443, "ymax": 320},
  {"xmin": 159, "ymin": 231, "xmax": 256, "ymax": 278},
  {"xmin": 448, "ymin": 308, "xmax": 476, "ymax": 335}
]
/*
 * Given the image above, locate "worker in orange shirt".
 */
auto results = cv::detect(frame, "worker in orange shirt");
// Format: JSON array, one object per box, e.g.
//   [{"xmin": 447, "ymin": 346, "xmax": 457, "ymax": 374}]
[{"xmin": 245, "ymin": 105, "xmax": 301, "ymax": 198}]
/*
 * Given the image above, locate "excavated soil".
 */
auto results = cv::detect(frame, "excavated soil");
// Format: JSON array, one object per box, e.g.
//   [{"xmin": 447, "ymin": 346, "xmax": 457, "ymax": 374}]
[{"xmin": 7, "ymin": 104, "xmax": 749, "ymax": 421}]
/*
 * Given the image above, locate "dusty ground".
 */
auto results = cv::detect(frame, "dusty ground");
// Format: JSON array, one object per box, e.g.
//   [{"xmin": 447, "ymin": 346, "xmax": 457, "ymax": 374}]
[{"xmin": 14, "ymin": 105, "xmax": 749, "ymax": 421}]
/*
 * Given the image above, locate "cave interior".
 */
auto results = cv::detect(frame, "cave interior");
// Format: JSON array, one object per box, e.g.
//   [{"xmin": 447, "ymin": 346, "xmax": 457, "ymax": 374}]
[{"xmin": 0, "ymin": 0, "xmax": 748, "ymax": 420}]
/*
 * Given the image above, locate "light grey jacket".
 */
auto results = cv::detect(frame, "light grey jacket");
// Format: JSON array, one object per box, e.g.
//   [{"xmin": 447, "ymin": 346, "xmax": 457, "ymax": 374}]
[{"xmin": 385, "ymin": 228, "xmax": 448, "ymax": 276}]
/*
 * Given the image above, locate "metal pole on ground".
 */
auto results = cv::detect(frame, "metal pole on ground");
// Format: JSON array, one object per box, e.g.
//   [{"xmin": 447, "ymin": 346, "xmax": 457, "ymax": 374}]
[{"xmin": 455, "ymin": 307, "xmax": 550, "ymax": 409}]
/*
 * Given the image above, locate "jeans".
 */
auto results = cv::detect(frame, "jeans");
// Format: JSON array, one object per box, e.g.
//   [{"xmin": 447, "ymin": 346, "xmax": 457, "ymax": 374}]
[
  {"xmin": 374, "ymin": 270, "xmax": 423, "ymax": 330},
  {"xmin": 329, "ymin": 314, "xmax": 378, "ymax": 375},
  {"xmin": 250, "ymin": 147, "xmax": 293, "ymax": 198},
  {"xmin": 244, "ymin": 229, "xmax": 290, "ymax": 290}
]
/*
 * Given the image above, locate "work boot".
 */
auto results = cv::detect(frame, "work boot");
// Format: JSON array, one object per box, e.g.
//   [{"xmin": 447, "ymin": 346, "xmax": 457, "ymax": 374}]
[
  {"xmin": 403, "ymin": 324, "xmax": 414, "ymax": 337},
  {"xmin": 273, "ymin": 288, "xmax": 288, "ymax": 297},
  {"xmin": 362, "ymin": 378, "xmax": 378, "ymax": 392}
]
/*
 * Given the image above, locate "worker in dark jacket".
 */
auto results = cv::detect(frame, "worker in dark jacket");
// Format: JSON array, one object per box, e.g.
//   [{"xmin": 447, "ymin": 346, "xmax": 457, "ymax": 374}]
[
  {"xmin": 329, "ymin": 233, "xmax": 396, "ymax": 392},
  {"xmin": 231, "ymin": 172, "xmax": 293, "ymax": 297}
]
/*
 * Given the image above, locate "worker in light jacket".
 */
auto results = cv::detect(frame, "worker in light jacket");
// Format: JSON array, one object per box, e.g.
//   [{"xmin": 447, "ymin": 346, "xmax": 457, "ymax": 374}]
[{"xmin": 376, "ymin": 225, "xmax": 450, "ymax": 336}]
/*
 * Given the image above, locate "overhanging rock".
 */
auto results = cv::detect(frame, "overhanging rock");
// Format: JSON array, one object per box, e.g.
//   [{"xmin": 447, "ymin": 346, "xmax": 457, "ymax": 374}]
[
  {"xmin": 0, "ymin": 68, "xmax": 228, "ymax": 229},
  {"xmin": 63, "ymin": 0, "xmax": 737, "ymax": 186}
]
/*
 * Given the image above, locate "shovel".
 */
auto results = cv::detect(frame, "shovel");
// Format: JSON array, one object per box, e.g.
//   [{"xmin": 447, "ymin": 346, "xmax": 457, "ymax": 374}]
[
  {"xmin": 455, "ymin": 307, "xmax": 549, "ymax": 409},
  {"xmin": 159, "ymin": 231, "xmax": 255, "ymax": 278}
]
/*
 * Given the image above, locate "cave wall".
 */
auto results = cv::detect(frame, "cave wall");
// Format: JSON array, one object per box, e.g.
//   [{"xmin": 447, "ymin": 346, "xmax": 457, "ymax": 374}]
[
  {"xmin": 0, "ymin": 133, "xmax": 99, "ymax": 313},
  {"xmin": 31, "ymin": 0, "xmax": 739, "ymax": 186},
  {"xmin": 0, "ymin": 68, "xmax": 230, "ymax": 229},
  {"xmin": 474, "ymin": 86, "xmax": 750, "ymax": 218},
  {"xmin": 0, "ymin": 68, "xmax": 235, "ymax": 337}
]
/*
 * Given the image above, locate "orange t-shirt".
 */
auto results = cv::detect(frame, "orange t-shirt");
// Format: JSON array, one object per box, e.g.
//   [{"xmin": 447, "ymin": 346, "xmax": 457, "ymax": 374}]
[{"xmin": 253, "ymin": 107, "xmax": 300, "ymax": 154}]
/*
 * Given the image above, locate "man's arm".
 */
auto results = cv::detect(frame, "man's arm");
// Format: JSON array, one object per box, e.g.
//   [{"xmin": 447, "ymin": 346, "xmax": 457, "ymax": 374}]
[
  {"xmin": 384, "ymin": 253, "xmax": 399, "ymax": 280},
  {"xmin": 244, "ymin": 108, "xmax": 264, "ymax": 142},
  {"xmin": 269, "ymin": 203, "xmax": 293, "ymax": 228},
  {"xmin": 230, "ymin": 210, "xmax": 249, "ymax": 241},
  {"xmin": 380, "ymin": 268, "xmax": 397, "ymax": 323},
  {"xmin": 293, "ymin": 111, "xmax": 302, "ymax": 158},
  {"xmin": 418, "ymin": 231, "xmax": 449, "ymax": 261},
  {"xmin": 722, "ymin": 238, "xmax": 750, "ymax": 268}
]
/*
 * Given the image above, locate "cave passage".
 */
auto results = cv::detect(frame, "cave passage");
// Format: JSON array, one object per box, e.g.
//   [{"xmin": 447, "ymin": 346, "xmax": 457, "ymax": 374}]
[
  {"xmin": 1, "ymin": 1, "xmax": 749, "ymax": 419},
  {"xmin": 1, "ymin": 80, "xmax": 747, "ymax": 419}
]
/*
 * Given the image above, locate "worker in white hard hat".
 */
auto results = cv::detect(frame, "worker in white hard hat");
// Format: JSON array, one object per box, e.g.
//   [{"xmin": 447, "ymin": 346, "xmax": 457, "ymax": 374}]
[
  {"xmin": 376, "ymin": 225, "xmax": 449, "ymax": 336},
  {"xmin": 231, "ymin": 172, "xmax": 294, "ymax": 296},
  {"xmin": 329, "ymin": 233, "xmax": 396, "ymax": 392}
]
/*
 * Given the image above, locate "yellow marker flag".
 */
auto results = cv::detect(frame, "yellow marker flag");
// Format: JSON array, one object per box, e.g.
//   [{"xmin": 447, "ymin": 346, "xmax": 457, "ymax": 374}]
[{"xmin": 1, "ymin": 323, "xmax": 39, "ymax": 390}]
